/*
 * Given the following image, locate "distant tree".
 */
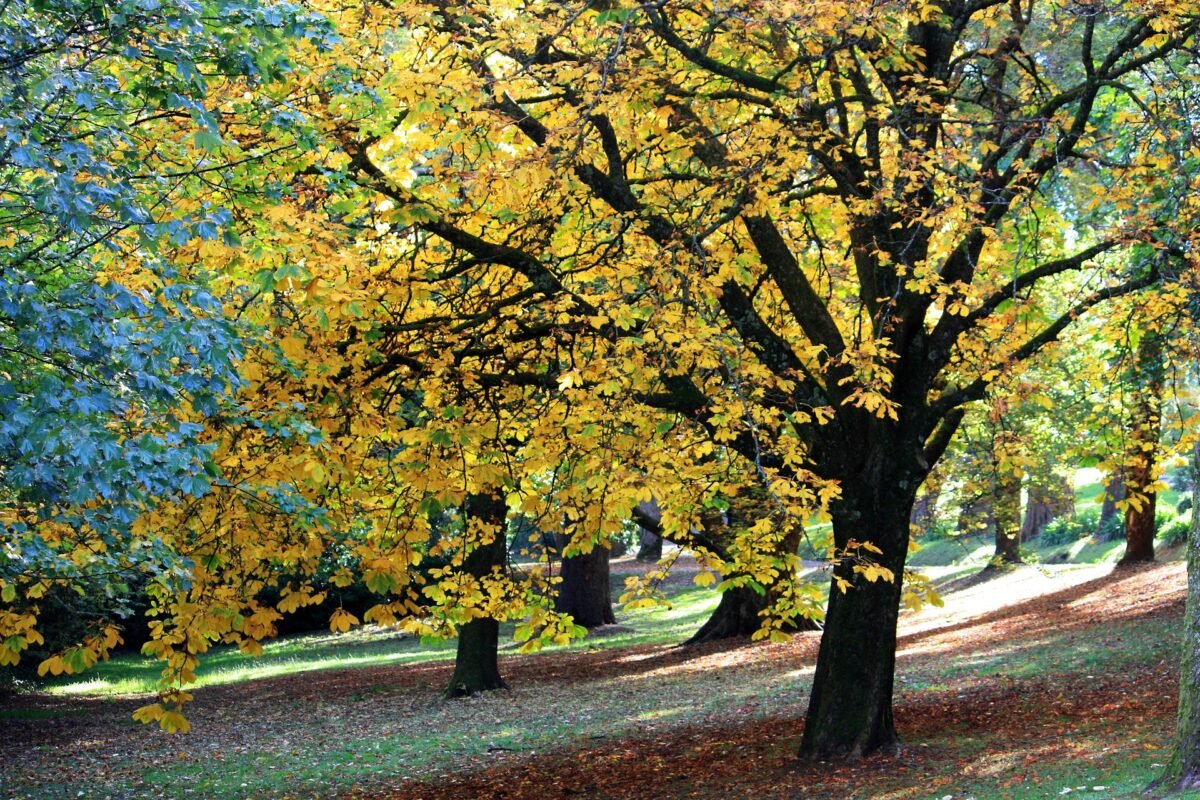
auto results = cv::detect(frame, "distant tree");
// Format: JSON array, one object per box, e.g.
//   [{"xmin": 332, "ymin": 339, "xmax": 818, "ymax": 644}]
[
  {"xmin": 1021, "ymin": 474, "xmax": 1075, "ymax": 542},
  {"xmin": 555, "ymin": 537, "xmax": 617, "ymax": 630}
]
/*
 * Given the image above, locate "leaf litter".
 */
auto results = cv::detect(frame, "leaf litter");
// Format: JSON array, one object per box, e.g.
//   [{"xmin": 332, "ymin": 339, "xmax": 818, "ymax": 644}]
[{"xmin": 0, "ymin": 561, "xmax": 1185, "ymax": 800}]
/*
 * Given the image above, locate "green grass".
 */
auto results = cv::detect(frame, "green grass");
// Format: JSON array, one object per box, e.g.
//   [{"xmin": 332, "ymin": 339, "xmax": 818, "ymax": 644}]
[
  {"xmin": 39, "ymin": 572, "xmax": 721, "ymax": 698},
  {"xmin": 41, "ymin": 626, "xmax": 459, "ymax": 697},
  {"xmin": 5, "ymin": 559, "xmax": 1190, "ymax": 800}
]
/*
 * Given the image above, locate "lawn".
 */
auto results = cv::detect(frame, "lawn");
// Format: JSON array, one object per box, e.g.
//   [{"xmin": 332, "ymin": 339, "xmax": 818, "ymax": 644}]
[{"xmin": 1, "ymin": 551, "xmax": 1194, "ymax": 800}]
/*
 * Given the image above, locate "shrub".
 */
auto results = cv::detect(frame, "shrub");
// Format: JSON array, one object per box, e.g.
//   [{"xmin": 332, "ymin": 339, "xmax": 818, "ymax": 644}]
[
  {"xmin": 1160, "ymin": 511, "xmax": 1192, "ymax": 548},
  {"xmin": 1041, "ymin": 516, "xmax": 1086, "ymax": 547}
]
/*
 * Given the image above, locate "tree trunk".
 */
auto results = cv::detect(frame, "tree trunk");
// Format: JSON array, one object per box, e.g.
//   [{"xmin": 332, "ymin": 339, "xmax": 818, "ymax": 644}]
[
  {"xmin": 1021, "ymin": 473, "xmax": 1074, "ymax": 540},
  {"xmin": 1150, "ymin": 446, "xmax": 1200, "ymax": 793},
  {"xmin": 687, "ymin": 583, "xmax": 768, "ymax": 643},
  {"xmin": 800, "ymin": 477, "xmax": 914, "ymax": 760},
  {"xmin": 445, "ymin": 493, "xmax": 508, "ymax": 698},
  {"xmin": 991, "ymin": 466, "xmax": 1023, "ymax": 565},
  {"xmin": 1097, "ymin": 473, "xmax": 1125, "ymax": 540},
  {"xmin": 556, "ymin": 543, "xmax": 616, "ymax": 628},
  {"xmin": 688, "ymin": 505, "xmax": 819, "ymax": 644},
  {"xmin": 686, "ymin": 581, "xmax": 819, "ymax": 645},
  {"xmin": 956, "ymin": 491, "xmax": 993, "ymax": 537},
  {"xmin": 1119, "ymin": 332, "xmax": 1164, "ymax": 566},
  {"xmin": 636, "ymin": 528, "xmax": 663, "ymax": 562}
]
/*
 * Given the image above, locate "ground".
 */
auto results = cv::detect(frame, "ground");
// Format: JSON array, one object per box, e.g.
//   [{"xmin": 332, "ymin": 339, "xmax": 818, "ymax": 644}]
[{"xmin": 0, "ymin": 557, "xmax": 1192, "ymax": 800}]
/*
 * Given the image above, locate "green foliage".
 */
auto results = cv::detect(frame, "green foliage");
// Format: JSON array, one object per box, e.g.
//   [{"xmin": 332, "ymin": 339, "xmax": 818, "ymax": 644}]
[
  {"xmin": 0, "ymin": 0, "xmax": 332, "ymax": 669},
  {"xmin": 1041, "ymin": 511, "xmax": 1094, "ymax": 547},
  {"xmin": 1160, "ymin": 511, "xmax": 1192, "ymax": 548}
]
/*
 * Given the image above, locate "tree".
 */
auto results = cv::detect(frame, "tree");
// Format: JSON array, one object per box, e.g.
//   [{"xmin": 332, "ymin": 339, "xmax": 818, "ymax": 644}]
[
  {"xmin": 1020, "ymin": 473, "xmax": 1075, "ymax": 541},
  {"xmin": 1119, "ymin": 328, "xmax": 1166, "ymax": 565},
  {"xmin": 555, "ymin": 534, "xmax": 618, "ymax": 629},
  {"xmin": 310, "ymin": 0, "xmax": 1200, "ymax": 758},
  {"xmin": 1151, "ymin": 443, "xmax": 1200, "ymax": 794},
  {"xmin": 0, "ymin": 0, "xmax": 328, "ymax": 676},
  {"xmin": 445, "ymin": 492, "xmax": 509, "ymax": 697}
]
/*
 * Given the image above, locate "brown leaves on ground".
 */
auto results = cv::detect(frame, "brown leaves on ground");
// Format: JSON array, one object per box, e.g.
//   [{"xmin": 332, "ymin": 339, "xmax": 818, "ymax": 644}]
[{"xmin": 0, "ymin": 562, "xmax": 1185, "ymax": 800}]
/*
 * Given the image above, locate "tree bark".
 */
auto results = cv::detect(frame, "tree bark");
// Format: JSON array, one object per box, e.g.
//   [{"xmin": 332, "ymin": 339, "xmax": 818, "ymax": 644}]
[
  {"xmin": 991, "ymin": 466, "xmax": 1023, "ymax": 565},
  {"xmin": 799, "ymin": 470, "xmax": 916, "ymax": 760},
  {"xmin": 1097, "ymin": 473, "xmax": 1125, "ymax": 540},
  {"xmin": 687, "ymin": 583, "xmax": 769, "ymax": 643},
  {"xmin": 1119, "ymin": 332, "xmax": 1164, "ymax": 566},
  {"xmin": 686, "ymin": 579, "xmax": 820, "ymax": 645},
  {"xmin": 1021, "ymin": 473, "xmax": 1074, "ymax": 540},
  {"xmin": 555, "ymin": 543, "xmax": 617, "ymax": 628},
  {"xmin": 636, "ymin": 528, "xmax": 663, "ymax": 562},
  {"xmin": 445, "ymin": 493, "xmax": 508, "ymax": 698},
  {"xmin": 1150, "ymin": 446, "xmax": 1200, "ymax": 793}
]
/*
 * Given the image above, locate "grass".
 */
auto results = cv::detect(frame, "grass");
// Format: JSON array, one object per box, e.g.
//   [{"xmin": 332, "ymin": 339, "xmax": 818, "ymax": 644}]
[
  {"xmin": 40, "ymin": 626, "xmax": 457, "ymax": 697},
  {"xmin": 910, "ymin": 466, "xmax": 1192, "ymax": 571},
  {"xmin": 6, "ymin": 467, "xmax": 1196, "ymax": 800},
  {"xmin": 5, "ymin": 560, "xmax": 1190, "ymax": 800},
  {"xmin": 39, "ymin": 570, "xmax": 722, "ymax": 699}
]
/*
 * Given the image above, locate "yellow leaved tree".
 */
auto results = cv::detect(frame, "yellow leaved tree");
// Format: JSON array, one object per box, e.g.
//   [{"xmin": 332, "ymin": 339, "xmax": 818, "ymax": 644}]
[{"xmin": 296, "ymin": 0, "xmax": 1200, "ymax": 759}]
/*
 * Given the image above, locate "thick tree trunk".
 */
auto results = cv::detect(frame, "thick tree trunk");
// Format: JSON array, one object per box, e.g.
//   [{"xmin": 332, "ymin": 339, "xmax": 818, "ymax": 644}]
[
  {"xmin": 636, "ymin": 529, "xmax": 663, "ymax": 562},
  {"xmin": 556, "ymin": 544, "xmax": 617, "ymax": 628},
  {"xmin": 1121, "ymin": 475, "xmax": 1158, "ymax": 565},
  {"xmin": 686, "ymin": 581, "xmax": 819, "ymax": 645},
  {"xmin": 445, "ymin": 493, "xmax": 508, "ymax": 698},
  {"xmin": 688, "ymin": 510, "xmax": 819, "ymax": 644},
  {"xmin": 991, "ymin": 467, "xmax": 1023, "ymax": 565},
  {"xmin": 687, "ymin": 583, "xmax": 768, "ymax": 643},
  {"xmin": 800, "ymin": 479, "xmax": 913, "ymax": 760},
  {"xmin": 1119, "ymin": 332, "xmax": 1163, "ymax": 567},
  {"xmin": 1151, "ymin": 447, "xmax": 1200, "ymax": 793}
]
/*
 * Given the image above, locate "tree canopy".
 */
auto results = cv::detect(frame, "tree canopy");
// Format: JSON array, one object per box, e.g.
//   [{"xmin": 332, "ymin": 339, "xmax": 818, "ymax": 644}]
[{"xmin": 3, "ymin": 0, "xmax": 1200, "ymax": 760}]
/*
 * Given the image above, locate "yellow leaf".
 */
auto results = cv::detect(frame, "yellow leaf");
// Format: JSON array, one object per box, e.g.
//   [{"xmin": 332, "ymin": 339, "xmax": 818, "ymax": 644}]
[
  {"xmin": 329, "ymin": 608, "xmax": 359, "ymax": 633},
  {"xmin": 133, "ymin": 703, "xmax": 164, "ymax": 724},
  {"xmin": 160, "ymin": 711, "xmax": 192, "ymax": 734},
  {"xmin": 37, "ymin": 656, "xmax": 64, "ymax": 677}
]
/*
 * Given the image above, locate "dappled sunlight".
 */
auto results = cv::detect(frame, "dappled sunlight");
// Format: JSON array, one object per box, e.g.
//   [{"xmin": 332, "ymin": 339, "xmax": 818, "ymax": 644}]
[
  {"xmin": 6, "ymin": 559, "xmax": 1188, "ymax": 800},
  {"xmin": 50, "ymin": 679, "xmax": 114, "ymax": 696}
]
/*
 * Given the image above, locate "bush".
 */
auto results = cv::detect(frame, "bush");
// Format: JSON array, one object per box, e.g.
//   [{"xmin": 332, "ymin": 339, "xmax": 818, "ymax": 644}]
[
  {"xmin": 1160, "ymin": 511, "xmax": 1192, "ymax": 548},
  {"xmin": 1041, "ymin": 515, "xmax": 1087, "ymax": 547}
]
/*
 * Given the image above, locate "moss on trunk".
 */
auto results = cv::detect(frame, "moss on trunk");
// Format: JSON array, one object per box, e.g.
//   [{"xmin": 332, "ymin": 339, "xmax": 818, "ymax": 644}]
[{"xmin": 1149, "ymin": 447, "xmax": 1200, "ymax": 793}]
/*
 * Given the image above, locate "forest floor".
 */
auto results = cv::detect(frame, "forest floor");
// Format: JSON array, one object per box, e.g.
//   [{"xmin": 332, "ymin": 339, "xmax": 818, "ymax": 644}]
[{"xmin": 0, "ymin": 558, "xmax": 1192, "ymax": 800}]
